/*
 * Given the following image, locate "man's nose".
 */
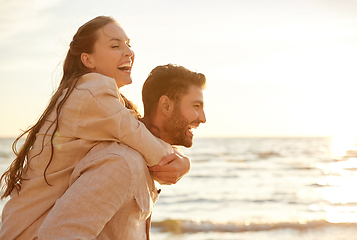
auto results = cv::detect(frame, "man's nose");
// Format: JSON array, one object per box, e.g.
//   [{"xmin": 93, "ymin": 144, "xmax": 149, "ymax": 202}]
[{"xmin": 198, "ymin": 109, "xmax": 206, "ymax": 123}]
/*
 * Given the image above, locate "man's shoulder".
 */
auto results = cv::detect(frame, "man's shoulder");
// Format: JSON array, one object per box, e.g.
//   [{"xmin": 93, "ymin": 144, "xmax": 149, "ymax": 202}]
[
  {"xmin": 95, "ymin": 142, "xmax": 151, "ymax": 185},
  {"xmin": 71, "ymin": 142, "xmax": 149, "ymax": 186},
  {"xmin": 83, "ymin": 142, "xmax": 147, "ymax": 171},
  {"xmin": 109, "ymin": 142, "xmax": 147, "ymax": 167}
]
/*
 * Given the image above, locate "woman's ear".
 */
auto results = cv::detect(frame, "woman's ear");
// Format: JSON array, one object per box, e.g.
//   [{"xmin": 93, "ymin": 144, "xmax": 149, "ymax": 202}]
[
  {"xmin": 158, "ymin": 95, "xmax": 174, "ymax": 117},
  {"xmin": 81, "ymin": 53, "xmax": 95, "ymax": 69}
]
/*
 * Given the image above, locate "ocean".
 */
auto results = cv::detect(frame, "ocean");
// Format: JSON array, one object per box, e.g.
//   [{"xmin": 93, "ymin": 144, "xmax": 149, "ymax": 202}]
[{"xmin": 1, "ymin": 137, "xmax": 357, "ymax": 240}]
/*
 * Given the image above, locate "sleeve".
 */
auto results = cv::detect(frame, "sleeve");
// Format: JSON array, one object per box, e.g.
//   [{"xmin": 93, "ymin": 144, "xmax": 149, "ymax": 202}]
[
  {"xmin": 73, "ymin": 85, "xmax": 173, "ymax": 167},
  {"xmin": 38, "ymin": 152, "xmax": 133, "ymax": 239}
]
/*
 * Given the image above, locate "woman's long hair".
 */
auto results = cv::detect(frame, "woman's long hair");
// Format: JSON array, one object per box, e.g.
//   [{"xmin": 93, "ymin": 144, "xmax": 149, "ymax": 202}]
[{"xmin": 0, "ymin": 16, "xmax": 138, "ymax": 199}]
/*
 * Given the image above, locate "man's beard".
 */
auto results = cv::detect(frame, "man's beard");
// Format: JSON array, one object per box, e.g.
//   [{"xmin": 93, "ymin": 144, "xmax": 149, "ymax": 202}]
[{"xmin": 163, "ymin": 106, "xmax": 193, "ymax": 147}]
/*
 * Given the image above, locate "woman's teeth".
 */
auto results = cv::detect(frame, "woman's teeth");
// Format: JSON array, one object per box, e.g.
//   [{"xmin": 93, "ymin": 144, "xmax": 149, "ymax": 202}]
[{"xmin": 118, "ymin": 63, "xmax": 131, "ymax": 71}]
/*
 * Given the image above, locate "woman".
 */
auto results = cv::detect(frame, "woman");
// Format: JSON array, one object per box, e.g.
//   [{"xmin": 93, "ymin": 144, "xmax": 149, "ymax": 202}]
[{"xmin": 0, "ymin": 16, "xmax": 189, "ymax": 239}]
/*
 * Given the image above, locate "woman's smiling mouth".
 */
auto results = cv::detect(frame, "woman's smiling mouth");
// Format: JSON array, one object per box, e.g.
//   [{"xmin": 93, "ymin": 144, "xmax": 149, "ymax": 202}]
[{"xmin": 118, "ymin": 62, "xmax": 132, "ymax": 73}]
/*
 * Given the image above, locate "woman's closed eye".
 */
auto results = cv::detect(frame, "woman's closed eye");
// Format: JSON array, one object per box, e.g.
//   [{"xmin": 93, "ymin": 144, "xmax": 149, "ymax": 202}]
[{"xmin": 112, "ymin": 43, "xmax": 131, "ymax": 49}]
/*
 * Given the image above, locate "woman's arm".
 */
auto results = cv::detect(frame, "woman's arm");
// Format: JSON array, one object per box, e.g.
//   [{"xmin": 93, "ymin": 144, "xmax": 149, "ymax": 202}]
[
  {"xmin": 68, "ymin": 73, "xmax": 173, "ymax": 167},
  {"xmin": 149, "ymin": 149, "xmax": 191, "ymax": 185}
]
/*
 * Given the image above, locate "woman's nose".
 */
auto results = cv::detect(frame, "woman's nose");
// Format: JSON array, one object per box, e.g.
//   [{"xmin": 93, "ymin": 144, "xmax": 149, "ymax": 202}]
[{"xmin": 124, "ymin": 45, "xmax": 134, "ymax": 58}]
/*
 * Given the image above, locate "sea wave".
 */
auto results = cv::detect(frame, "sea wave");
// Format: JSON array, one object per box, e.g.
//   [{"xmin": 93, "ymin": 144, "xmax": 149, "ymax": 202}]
[{"xmin": 151, "ymin": 219, "xmax": 357, "ymax": 234}]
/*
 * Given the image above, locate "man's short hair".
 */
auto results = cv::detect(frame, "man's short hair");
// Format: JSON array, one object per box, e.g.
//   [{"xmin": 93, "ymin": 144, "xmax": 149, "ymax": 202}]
[{"xmin": 142, "ymin": 64, "xmax": 206, "ymax": 118}]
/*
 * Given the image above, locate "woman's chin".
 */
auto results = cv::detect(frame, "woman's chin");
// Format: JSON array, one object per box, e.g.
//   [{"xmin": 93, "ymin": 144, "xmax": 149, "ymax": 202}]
[{"xmin": 115, "ymin": 77, "xmax": 132, "ymax": 88}]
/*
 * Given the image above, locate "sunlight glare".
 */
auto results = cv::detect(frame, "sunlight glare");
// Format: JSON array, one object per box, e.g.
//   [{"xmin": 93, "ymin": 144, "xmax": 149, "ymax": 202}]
[
  {"xmin": 324, "ymin": 206, "xmax": 357, "ymax": 223},
  {"xmin": 330, "ymin": 134, "xmax": 357, "ymax": 159},
  {"xmin": 317, "ymin": 141, "xmax": 357, "ymax": 223}
]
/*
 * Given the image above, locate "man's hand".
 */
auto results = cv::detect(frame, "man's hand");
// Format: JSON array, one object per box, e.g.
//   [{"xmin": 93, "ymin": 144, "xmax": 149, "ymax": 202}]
[{"xmin": 149, "ymin": 149, "xmax": 191, "ymax": 185}]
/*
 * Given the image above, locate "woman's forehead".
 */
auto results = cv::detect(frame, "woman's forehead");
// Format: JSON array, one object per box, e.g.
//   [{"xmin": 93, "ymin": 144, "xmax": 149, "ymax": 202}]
[{"xmin": 98, "ymin": 23, "xmax": 129, "ymax": 42}]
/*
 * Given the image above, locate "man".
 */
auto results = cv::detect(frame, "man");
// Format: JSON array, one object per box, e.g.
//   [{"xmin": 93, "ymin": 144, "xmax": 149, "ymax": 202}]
[
  {"xmin": 141, "ymin": 64, "xmax": 206, "ymax": 180},
  {"xmin": 38, "ymin": 64, "xmax": 206, "ymax": 239}
]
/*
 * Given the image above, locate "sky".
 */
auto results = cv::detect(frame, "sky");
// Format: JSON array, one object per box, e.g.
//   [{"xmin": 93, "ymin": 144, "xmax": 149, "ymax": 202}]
[{"xmin": 0, "ymin": 0, "xmax": 357, "ymax": 138}]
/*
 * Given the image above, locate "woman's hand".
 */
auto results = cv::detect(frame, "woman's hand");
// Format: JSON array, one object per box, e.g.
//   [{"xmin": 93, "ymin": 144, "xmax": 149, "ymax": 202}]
[{"xmin": 149, "ymin": 149, "xmax": 191, "ymax": 185}]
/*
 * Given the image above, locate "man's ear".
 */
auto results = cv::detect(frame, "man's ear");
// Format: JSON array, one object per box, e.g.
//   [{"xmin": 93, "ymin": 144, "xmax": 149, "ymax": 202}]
[
  {"xmin": 81, "ymin": 53, "xmax": 95, "ymax": 69},
  {"xmin": 158, "ymin": 95, "xmax": 174, "ymax": 117}
]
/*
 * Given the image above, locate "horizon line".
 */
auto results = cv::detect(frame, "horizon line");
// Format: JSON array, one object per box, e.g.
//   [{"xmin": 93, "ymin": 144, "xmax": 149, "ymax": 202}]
[{"xmin": 0, "ymin": 135, "xmax": 349, "ymax": 139}]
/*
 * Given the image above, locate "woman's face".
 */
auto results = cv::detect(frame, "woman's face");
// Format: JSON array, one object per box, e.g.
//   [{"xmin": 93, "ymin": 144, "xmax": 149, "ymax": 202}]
[{"xmin": 85, "ymin": 22, "xmax": 134, "ymax": 88}]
